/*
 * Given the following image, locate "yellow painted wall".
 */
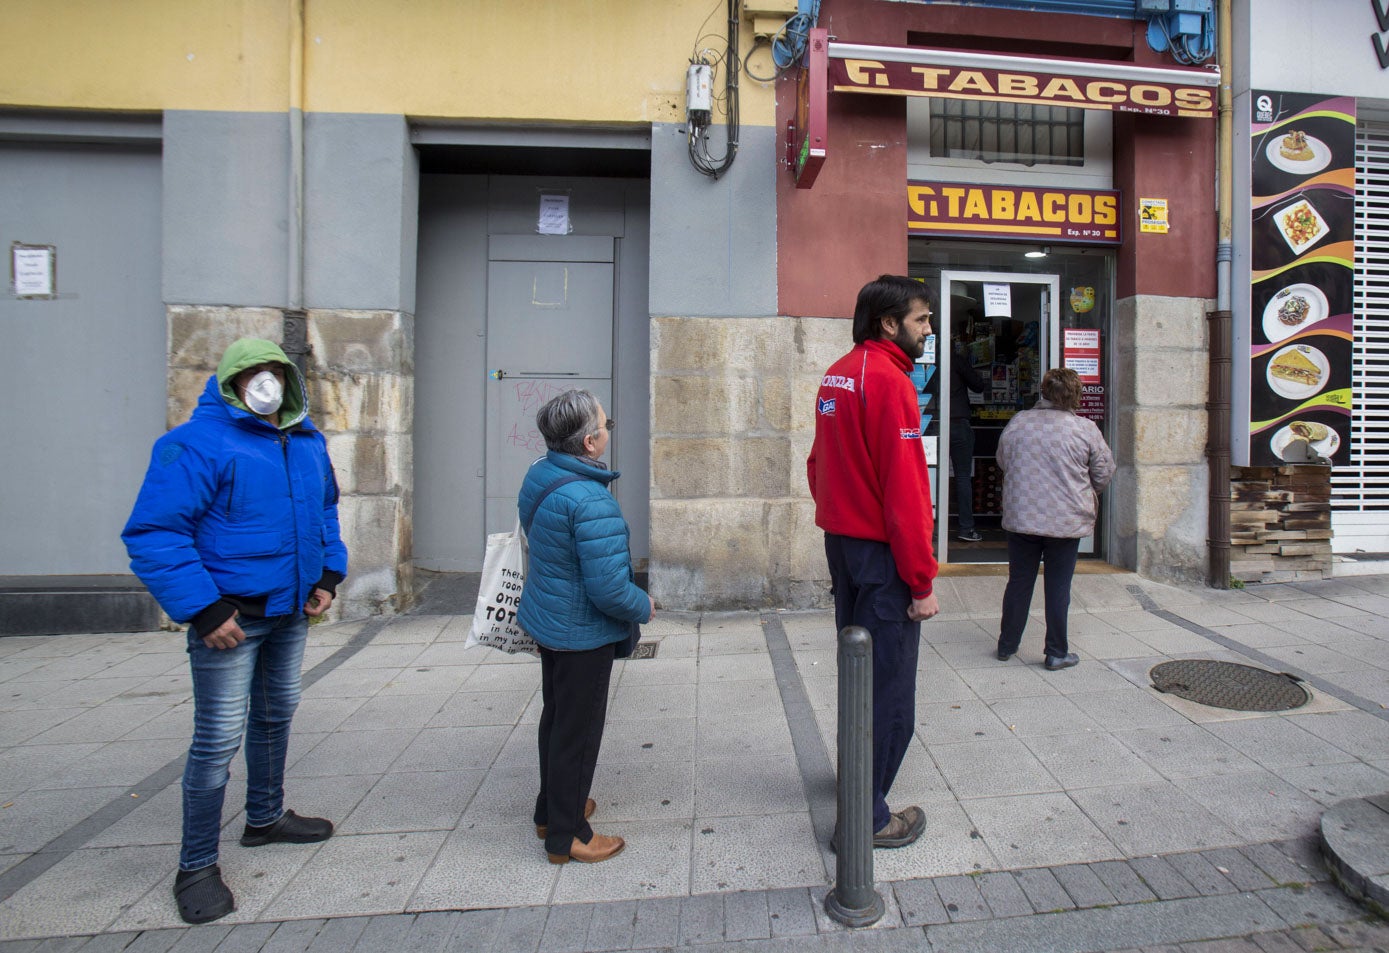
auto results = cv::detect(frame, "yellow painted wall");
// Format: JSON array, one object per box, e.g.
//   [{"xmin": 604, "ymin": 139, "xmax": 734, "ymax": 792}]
[{"xmin": 1, "ymin": 0, "xmax": 778, "ymax": 125}]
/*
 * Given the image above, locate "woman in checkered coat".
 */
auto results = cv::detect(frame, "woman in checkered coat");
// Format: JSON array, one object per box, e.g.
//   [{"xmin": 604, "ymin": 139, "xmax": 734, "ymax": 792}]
[{"xmin": 994, "ymin": 367, "xmax": 1115, "ymax": 671}]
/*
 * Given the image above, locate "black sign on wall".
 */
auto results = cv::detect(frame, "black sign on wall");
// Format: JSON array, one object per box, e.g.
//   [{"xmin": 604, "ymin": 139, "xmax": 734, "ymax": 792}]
[{"xmin": 1246, "ymin": 90, "xmax": 1356, "ymax": 467}]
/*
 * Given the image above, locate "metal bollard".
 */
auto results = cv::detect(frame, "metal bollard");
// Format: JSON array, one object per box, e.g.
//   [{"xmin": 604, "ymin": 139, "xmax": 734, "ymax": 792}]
[{"xmin": 824, "ymin": 624, "xmax": 885, "ymax": 927}]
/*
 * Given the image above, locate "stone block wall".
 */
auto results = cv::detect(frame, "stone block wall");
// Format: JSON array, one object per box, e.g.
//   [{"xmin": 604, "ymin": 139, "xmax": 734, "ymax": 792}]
[
  {"xmin": 1110, "ymin": 295, "xmax": 1211, "ymax": 586},
  {"xmin": 165, "ymin": 306, "xmax": 414, "ymax": 623},
  {"xmin": 1229, "ymin": 465, "xmax": 1333, "ymax": 583},
  {"xmin": 649, "ymin": 316, "xmax": 846, "ymax": 610}
]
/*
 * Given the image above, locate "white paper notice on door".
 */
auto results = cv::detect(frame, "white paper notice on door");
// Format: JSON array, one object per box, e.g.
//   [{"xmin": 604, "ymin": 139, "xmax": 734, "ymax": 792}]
[
  {"xmin": 983, "ymin": 283, "xmax": 1012, "ymax": 317},
  {"xmin": 537, "ymin": 194, "xmax": 571, "ymax": 235},
  {"xmin": 12, "ymin": 245, "xmax": 55, "ymax": 297}
]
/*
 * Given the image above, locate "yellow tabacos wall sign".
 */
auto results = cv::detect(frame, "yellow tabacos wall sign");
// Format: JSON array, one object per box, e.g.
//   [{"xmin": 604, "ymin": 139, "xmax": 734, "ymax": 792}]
[
  {"xmin": 831, "ymin": 59, "xmax": 1215, "ymax": 118},
  {"xmin": 908, "ymin": 182, "xmax": 1122, "ymax": 243}
]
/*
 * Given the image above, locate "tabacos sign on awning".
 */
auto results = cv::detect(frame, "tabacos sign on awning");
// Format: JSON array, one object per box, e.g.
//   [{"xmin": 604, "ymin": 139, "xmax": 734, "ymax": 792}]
[
  {"xmin": 789, "ymin": 29, "xmax": 1219, "ymax": 188},
  {"xmin": 831, "ymin": 56, "xmax": 1216, "ymax": 118},
  {"xmin": 908, "ymin": 182, "xmax": 1121, "ymax": 245}
]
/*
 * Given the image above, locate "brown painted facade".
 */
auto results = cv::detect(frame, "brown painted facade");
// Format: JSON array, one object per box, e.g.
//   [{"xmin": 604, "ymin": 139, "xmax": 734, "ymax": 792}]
[{"xmin": 775, "ymin": 0, "xmax": 1217, "ymax": 319}]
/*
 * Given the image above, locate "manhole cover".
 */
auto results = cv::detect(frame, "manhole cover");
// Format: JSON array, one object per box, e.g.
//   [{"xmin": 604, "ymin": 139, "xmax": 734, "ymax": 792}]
[
  {"xmin": 1149, "ymin": 659, "xmax": 1309, "ymax": 712},
  {"xmin": 630, "ymin": 640, "xmax": 659, "ymax": 660}
]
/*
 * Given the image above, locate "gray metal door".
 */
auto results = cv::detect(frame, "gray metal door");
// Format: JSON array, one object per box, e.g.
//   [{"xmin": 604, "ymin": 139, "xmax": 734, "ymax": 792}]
[
  {"xmin": 484, "ymin": 235, "xmax": 615, "ymax": 533},
  {"xmin": 0, "ymin": 141, "xmax": 164, "ymax": 575}
]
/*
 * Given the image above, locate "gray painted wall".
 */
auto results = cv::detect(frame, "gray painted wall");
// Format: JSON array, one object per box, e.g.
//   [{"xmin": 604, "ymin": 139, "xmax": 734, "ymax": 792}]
[
  {"xmin": 164, "ymin": 110, "xmax": 421, "ymax": 313},
  {"xmin": 305, "ymin": 113, "xmax": 419, "ymax": 312},
  {"xmin": 1235, "ymin": 0, "xmax": 1389, "ymax": 100},
  {"xmin": 163, "ymin": 110, "xmax": 290, "ymax": 307},
  {"xmin": 649, "ymin": 122, "xmax": 777, "ymax": 318},
  {"xmin": 0, "ymin": 140, "xmax": 165, "ymax": 574}
]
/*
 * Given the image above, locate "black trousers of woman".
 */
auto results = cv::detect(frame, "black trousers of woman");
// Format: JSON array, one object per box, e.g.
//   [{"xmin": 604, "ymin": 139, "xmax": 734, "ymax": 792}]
[
  {"xmin": 534, "ymin": 641, "xmax": 616, "ymax": 857},
  {"xmin": 997, "ymin": 532, "xmax": 1081, "ymax": 660}
]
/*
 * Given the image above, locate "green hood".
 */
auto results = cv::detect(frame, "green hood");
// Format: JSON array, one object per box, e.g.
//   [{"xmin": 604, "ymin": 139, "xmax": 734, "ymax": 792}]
[{"xmin": 216, "ymin": 337, "xmax": 309, "ymax": 429}]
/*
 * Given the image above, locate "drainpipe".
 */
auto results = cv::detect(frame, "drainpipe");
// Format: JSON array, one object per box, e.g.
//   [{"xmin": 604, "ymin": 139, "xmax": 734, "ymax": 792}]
[
  {"xmin": 1207, "ymin": 0, "xmax": 1233, "ymax": 589},
  {"xmin": 283, "ymin": 0, "xmax": 309, "ymax": 375}
]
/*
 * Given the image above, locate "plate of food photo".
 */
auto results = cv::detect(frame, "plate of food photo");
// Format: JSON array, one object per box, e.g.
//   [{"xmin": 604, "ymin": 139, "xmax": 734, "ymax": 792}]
[
  {"xmin": 1265, "ymin": 342, "xmax": 1329, "ymax": 399},
  {"xmin": 1261, "ymin": 282, "xmax": 1329, "ymax": 343},
  {"xmin": 1265, "ymin": 129, "xmax": 1332, "ymax": 175},
  {"xmin": 1274, "ymin": 197, "xmax": 1330, "ymax": 255},
  {"xmin": 1270, "ymin": 419, "xmax": 1339, "ymax": 462}
]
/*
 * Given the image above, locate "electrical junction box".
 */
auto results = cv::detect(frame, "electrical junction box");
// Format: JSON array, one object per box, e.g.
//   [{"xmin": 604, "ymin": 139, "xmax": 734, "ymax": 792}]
[
  {"xmin": 686, "ymin": 63, "xmax": 713, "ymax": 125},
  {"xmin": 1170, "ymin": 12, "xmax": 1204, "ymax": 33},
  {"xmin": 1172, "ymin": 0, "xmax": 1212, "ymax": 11},
  {"xmin": 1137, "ymin": 0, "xmax": 1171, "ymax": 13},
  {"xmin": 742, "ymin": 0, "xmax": 797, "ymax": 40}
]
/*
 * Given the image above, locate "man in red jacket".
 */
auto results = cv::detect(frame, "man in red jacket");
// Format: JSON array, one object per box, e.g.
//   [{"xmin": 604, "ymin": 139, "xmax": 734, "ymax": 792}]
[{"xmin": 808, "ymin": 274, "xmax": 941, "ymax": 849}]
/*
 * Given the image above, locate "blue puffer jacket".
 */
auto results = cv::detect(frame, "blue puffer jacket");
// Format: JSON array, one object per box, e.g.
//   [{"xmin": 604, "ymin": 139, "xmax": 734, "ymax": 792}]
[
  {"xmin": 122, "ymin": 369, "xmax": 348, "ymax": 634},
  {"xmin": 516, "ymin": 451, "xmax": 650, "ymax": 651}
]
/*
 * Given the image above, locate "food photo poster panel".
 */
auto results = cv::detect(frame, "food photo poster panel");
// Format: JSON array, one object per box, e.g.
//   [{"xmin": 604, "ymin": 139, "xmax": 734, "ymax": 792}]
[{"xmin": 1248, "ymin": 90, "xmax": 1355, "ymax": 467}]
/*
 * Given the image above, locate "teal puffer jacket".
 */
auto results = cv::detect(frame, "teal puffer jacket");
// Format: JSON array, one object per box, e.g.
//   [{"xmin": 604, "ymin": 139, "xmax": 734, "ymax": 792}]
[{"xmin": 516, "ymin": 451, "xmax": 650, "ymax": 651}]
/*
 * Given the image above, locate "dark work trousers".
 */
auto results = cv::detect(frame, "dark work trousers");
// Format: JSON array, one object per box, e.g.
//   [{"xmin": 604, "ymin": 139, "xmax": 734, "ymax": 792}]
[
  {"xmin": 997, "ymin": 532, "xmax": 1081, "ymax": 660},
  {"xmin": 824, "ymin": 533, "xmax": 922, "ymax": 833},
  {"xmin": 534, "ymin": 641, "xmax": 617, "ymax": 857},
  {"xmin": 948, "ymin": 419, "xmax": 976, "ymax": 532}
]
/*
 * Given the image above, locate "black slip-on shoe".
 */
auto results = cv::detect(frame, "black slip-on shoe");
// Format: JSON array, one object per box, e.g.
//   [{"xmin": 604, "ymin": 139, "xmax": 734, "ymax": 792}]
[
  {"xmin": 174, "ymin": 865, "xmax": 235, "ymax": 924},
  {"xmin": 240, "ymin": 809, "xmax": 334, "ymax": 847},
  {"xmin": 1044, "ymin": 652, "xmax": 1080, "ymax": 671}
]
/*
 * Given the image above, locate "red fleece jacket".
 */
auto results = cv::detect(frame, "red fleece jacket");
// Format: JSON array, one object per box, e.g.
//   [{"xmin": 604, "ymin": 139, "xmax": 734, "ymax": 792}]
[{"xmin": 807, "ymin": 339, "xmax": 938, "ymax": 597}]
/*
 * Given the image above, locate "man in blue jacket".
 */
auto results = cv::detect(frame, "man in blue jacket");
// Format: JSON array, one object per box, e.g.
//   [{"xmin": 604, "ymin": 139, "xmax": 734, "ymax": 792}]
[{"xmin": 123, "ymin": 337, "xmax": 348, "ymax": 925}]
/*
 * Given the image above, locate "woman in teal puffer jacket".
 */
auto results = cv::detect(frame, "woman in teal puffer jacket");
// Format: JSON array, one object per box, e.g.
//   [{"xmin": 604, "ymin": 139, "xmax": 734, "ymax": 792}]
[{"xmin": 517, "ymin": 389, "xmax": 652, "ymax": 865}]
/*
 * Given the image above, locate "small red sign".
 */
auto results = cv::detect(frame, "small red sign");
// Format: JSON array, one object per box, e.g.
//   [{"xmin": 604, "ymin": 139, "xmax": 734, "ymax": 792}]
[{"xmin": 1063, "ymin": 328, "xmax": 1102, "ymax": 384}]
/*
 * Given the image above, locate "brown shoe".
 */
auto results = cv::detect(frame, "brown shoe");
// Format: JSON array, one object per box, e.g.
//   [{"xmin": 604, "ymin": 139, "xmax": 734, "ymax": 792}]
[
  {"xmin": 535, "ymin": 798, "xmax": 596, "ymax": 839},
  {"xmin": 874, "ymin": 806, "xmax": 926, "ymax": 848},
  {"xmin": 548, "ymin": 832, "xmax": 624, "ymax": 865}
]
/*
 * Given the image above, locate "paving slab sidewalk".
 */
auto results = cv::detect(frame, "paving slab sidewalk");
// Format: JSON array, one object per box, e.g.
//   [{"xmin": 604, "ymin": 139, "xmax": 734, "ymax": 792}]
[{"xmin": 0, "ymin": 572, "xmax": 1386, "ymax": 949}]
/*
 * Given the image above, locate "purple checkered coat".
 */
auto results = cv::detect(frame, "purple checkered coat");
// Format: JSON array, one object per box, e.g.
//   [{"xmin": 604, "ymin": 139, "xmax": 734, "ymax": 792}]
[{"xmin": 996, "ymin": 398, "xmax": 1116, "ymax": 539}]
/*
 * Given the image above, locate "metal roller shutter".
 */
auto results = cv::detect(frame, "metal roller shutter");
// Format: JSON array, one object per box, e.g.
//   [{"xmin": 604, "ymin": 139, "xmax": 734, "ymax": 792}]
[{"xmin": 1331, "ymin": 122, "xmax": 1389, "ymax": 552}]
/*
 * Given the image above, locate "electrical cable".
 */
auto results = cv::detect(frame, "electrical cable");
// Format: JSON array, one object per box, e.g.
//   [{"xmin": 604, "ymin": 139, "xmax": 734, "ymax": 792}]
[
  {"xmin": 687, "ymin": 0, "xmax": 739, "ymax": 179},
  {"xmin": 771, "ymin": 0, "xmax": 820, "ymax": 70},
  {"xmin": 743, "ymin": 35, "xmax": 779, "ymax": 84}
]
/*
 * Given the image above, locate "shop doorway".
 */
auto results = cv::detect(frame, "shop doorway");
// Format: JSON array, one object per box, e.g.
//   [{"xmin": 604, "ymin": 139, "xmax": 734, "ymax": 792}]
[{"xmin": 935, "ymin": 271, "xmax": 1060, "ymax": 564}]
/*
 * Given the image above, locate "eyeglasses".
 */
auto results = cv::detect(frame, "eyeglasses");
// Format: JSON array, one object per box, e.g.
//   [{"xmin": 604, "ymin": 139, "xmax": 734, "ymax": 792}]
[{"xmin": 602, "ymin": 418, "xmax": 615, "ymax": 432}]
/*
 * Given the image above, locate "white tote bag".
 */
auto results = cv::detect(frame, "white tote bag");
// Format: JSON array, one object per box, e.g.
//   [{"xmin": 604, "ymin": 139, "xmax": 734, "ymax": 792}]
[{"xmin": 466, "ymin": 520, "xmax": 539, "ymax": 655}]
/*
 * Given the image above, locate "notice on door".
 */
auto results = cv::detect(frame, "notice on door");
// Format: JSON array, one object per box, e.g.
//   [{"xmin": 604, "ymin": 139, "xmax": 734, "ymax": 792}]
[
  {"xmin": 1062, "ymin": 328, "xmax": 1101, "ymax": 383},
  {"xmin": 983, "ymin": 283, "xmax": 1012, "ymax": 318}
]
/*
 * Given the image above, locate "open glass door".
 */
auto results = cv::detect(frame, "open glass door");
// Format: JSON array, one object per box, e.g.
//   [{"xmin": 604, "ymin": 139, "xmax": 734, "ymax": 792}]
[{"xmin": 934, "ymin": 271, "xmax": 1061, "ymax": 564}]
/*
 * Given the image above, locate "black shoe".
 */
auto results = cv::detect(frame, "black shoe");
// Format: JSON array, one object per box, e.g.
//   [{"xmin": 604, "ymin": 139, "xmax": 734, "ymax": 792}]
[
  {"xmin": 174, "ymin": 865, "xmax": 235, "ymax": 925},
  {"xmin": 996, "ymin": 649, "xmax": 1013, "ymax": 661},
  {"xmin": 957, "ymin": 529, "xmax": 983, "ymax": 542},
  {"xmin": 1044, "ymin": 653, "xmax": 1080, "ymax": 671},
  {"xmin": 240, "ymin": 809, "xmax": 334, "ymax": 847}
]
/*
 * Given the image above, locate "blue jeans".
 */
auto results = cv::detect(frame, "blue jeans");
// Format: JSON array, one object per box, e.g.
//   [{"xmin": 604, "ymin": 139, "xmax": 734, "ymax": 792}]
[{"xmin": 180, "ymin": 613, "xmax": 307, "ymax": 871}]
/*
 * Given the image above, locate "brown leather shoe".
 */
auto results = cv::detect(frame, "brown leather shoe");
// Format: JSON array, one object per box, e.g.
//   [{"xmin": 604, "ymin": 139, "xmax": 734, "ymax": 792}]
[
  {"xmin": 874, "ymin": 806, "xmax": 926, "ymax": 848},
  {"xmin": 535, "ymin": 798, "xmax": 596, "ymax": 839},
  {"xmin": 547, "ymin": 832, "xmax": 625, "ymax": 865}
]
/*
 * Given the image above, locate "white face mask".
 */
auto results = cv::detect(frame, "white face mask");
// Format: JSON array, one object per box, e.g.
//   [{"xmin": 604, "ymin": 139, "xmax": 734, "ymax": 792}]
[{"xmin": 242, "ymin": 370, "xmax": 284, "ymax": 415}]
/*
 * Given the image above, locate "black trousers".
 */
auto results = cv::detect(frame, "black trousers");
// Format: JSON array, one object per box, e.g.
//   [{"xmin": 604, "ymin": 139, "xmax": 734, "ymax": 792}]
[
  {"xmin": 534, "ymin": 641, "xmax": 616, "ymax": 856},
  {"xmin": 997, "ymin": 532, "xmax": 1081, "ymax": 660},
  {"xmin": 824, "ymin": 533, "xmax": 921, "ymax": 832},
  {"xmin": 949, "ymin": 418, "xmax": 976, "ymax": 532}
]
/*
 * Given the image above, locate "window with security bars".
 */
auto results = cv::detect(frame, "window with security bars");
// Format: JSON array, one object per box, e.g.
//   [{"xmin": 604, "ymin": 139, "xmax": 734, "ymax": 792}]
[
  {"xmin": 929, "ymin": 99, "xmax": 1085, "ymax": 167},
  {"xmin": 1331, "ymin": 122, "xmax": 1389, "ymax": 512}
]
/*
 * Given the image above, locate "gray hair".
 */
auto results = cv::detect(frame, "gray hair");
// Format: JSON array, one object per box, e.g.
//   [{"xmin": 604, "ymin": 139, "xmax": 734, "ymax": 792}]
[{"xmin": 536, "ymin": 389, "xmax": 603, "ymax": 456}]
